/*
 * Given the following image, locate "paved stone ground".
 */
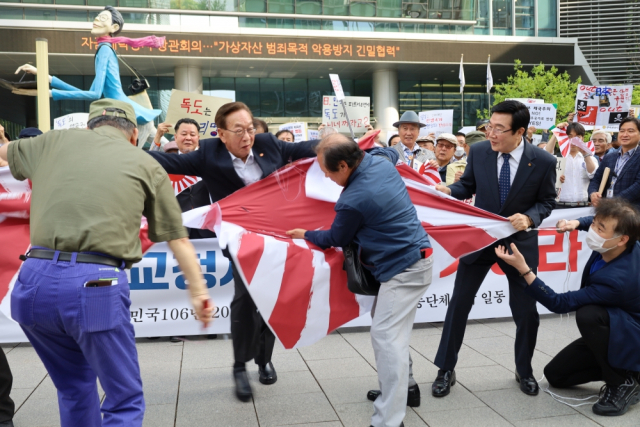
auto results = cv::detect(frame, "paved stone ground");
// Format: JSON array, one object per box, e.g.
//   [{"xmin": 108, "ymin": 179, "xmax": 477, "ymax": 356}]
[{"xmin": 4, "ymin": 314, "xmax": 639, "ymax": 426}]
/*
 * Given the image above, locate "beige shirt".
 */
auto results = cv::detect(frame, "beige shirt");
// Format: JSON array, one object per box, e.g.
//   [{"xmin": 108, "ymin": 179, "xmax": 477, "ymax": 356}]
[{"xmin": 8, "ymin": 126, "xmax": 187, "ymax": 267}]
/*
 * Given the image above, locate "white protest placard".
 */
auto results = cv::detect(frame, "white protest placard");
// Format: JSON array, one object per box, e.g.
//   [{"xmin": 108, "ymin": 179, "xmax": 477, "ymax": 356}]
[
  {"xmin": 574, "ymin": 85, "xmax": 633, "ymax": 131},
  {"xmin": 506, "ymin": 98, "xmax": 544, "ymax": 104},
  {"xmin": 165, "ymin": 89, "xmax": 232, "ymax": 137},
  {"xmin": 555, "ymin": 157, "xmax": 566, "ymax": 200},
  {"xmin": 328, "ymin": 74, "xmax": 345, "ymax": 100},
  {"xmin": 308, "ymin": 129, "xmax": 320, "ymax": 140},
  {"xmin": 526, "ymin": 103, "xmax": 557, "ymax": 130},
  {"xmin": 418, "ymin": 110, "xmax": 454, "ymax": 137},
  {"xmin": 278, "ymin": 122, "xmax": 308, "ymax": 142},
  {"xmin": 53, "ymin": 113, "xmax": 89, "ymax": 130},
  {"xmin": 322, "ymin": 96, "xmax": 370, "ymax": 134}
]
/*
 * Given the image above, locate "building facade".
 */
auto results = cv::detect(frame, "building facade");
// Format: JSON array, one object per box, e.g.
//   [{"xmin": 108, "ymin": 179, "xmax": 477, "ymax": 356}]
[{"xmin": 0, "ymin": 0, "xmax": 596, "ymax": 138}]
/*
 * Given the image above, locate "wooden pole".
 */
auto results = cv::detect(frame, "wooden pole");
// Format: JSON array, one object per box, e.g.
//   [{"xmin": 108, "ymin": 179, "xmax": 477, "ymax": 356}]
[
  {"xmin": 35, "ymin": 38, "xmax": 50, "ymax": 132},
  {"xmin": 598, "ymin": 167, "xmax": 610, "ymax": 195}
]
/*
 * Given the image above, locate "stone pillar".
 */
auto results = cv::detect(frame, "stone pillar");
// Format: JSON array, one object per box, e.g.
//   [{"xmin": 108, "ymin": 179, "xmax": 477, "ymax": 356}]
[
  {"xmin": 373, "ymin": 69, "xmax": 399, "ymax": 142},
  {"xmin": 174, "ymin": 66, "xmax": 203, "ymax": 94}
]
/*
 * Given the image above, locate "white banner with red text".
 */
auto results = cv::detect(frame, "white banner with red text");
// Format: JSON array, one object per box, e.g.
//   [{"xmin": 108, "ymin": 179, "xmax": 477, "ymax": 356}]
[{"xmin": 0, "ymin": 208, "xmax": 591, "ymax": 343}]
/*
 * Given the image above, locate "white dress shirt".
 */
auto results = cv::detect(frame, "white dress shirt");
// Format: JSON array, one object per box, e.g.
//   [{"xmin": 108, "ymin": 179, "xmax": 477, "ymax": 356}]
[
  {"xmin": 229, "ymin": 149, "xmax": 262, "ymax": 186},
  {"xmin": 559, "ymin": 152, "xmax": 594, "ymax": 203},
  {"xmin": 496, "ymin": 138, "xmax": 525, "ymax": 185}
]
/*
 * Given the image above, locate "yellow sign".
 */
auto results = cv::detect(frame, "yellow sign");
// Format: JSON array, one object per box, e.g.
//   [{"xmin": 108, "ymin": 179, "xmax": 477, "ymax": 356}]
[{"xmin": 164, "ymin": 89, "xmax": 232, "ymax": 136}]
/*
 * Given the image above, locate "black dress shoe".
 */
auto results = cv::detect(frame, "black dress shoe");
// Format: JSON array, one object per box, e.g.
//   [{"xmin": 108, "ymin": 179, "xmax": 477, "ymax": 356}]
[
  {"xmin": 515, "ymin": 373, "xmax": 539, "ymax": 396},
  {"xmin": 233, "ymin": 368, "xmax": 253, "ymax": 402},
  {"xmin": 0, "ymin": 420, "xmax": 14, "ymax": 427},
  {"xmin": 366, "ymin": 384, "xmax": 420, "ymax": 407},
  {"xmin": 432, "ymin": 370, "xmax": 456, "ymax": 397},
  {"xmin": 258, "ymin": 361, "xmax": 278, "ymax": 385}
]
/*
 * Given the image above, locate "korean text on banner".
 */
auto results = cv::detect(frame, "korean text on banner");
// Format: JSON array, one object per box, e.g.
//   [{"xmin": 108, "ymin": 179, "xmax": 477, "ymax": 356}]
[
  {"xmin": 279, "ymin": 122, "xmax": 308, "ymax": 142},
  {"xmin": 526, "ymin": 104, "xmax": 557, "ymax": 130},
  {"xmin": 165, "ymin": 89, "xmax": 232, "ymax": 137},
  {"xmin": 322, "ymin": 96, "xmax": 370, "ymax": 134},
  {"xmin": 574, "ymin": 85, "xmax": 633, "ymax": 131},
  {"xmin": 506, "ymin": 98, "xmax": 544, "ymax": 104},
  {"xmin": 328, "ymin": 74, "xmax": 345, "ymax": 100},
  {"xmin": 554, "ymin": 157, "xmax": 566, "ymax": 200},
  {"xmin": 53, "ymin": 113, "xmax": 89, "ymax": 130},
  {"xmin": 418, "ymin": 110, "xmax": 454, "ymax": 137}
]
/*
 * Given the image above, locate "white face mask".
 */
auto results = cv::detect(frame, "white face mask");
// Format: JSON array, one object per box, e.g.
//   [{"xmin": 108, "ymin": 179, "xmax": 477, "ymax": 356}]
[
  {"xmin": 455, "ymin": 147, "xmax": 465, "ymax": 157},
  {"xmin": 586, "ymin": 227, "xmax": 621, "ymax": 253}
]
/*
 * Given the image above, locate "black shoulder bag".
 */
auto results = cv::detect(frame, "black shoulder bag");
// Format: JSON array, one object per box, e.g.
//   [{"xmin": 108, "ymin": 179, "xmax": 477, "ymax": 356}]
[{"xmin": 342, "ymin": 243, "xmax": 381, "ymax": 296}]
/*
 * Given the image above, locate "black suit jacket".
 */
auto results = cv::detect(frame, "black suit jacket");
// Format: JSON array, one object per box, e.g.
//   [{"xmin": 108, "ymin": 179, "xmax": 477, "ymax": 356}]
[
  {"xmin": 148, "ymin": 133, "xmax": 319, "ymax": 203},
  {"xmin": 448, "ymin": 139, "xmax": 557, "ymax": 265},
  {"xmin": 176, "ymin": 180, "xmax": 216, "ymax": 239}
]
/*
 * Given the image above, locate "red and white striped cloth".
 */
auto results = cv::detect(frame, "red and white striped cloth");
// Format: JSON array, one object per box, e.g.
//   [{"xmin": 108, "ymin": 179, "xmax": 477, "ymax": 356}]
[
  {"xmin": 552, "ymin": 128, "xmax": 595, "ymax": 157},
  {"xmin": 183, "ymin": 151, "xmax": 518, "ymax": 349}
]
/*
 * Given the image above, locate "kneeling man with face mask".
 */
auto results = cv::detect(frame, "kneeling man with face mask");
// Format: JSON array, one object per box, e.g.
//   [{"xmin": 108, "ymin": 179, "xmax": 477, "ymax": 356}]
[{"xmin": 494, "ymin": 197, "xmax": 640, "ymax": 417}]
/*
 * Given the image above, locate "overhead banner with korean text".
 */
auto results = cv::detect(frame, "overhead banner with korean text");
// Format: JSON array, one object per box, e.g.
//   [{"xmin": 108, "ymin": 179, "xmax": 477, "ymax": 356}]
[
  {"xmin": 164, "ymin": 89, "xmax": 232, "ymax": 138},
  {"xmin": 322, "ymin": 96, "xmax": 370, "ymax": 134},
  {"xmin": 0, "ymin": 208, "xmax": 592, "ymax": 343},
  {"xmin": 574, "ymin": 85, "xmax": 633, "ymax": 131}
]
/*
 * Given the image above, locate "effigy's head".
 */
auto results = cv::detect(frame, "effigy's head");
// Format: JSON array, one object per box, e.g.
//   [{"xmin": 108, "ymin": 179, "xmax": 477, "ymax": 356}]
[{"xmin": 91, "ymin": 6, "xmax": 124, "ymax": 37}]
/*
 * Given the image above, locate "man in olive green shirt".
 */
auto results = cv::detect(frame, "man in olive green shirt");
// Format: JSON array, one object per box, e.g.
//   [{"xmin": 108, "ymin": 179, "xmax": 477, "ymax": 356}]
[{"xmin": 0, "ymin": 99, "xmax": 213, "ymax": 427}]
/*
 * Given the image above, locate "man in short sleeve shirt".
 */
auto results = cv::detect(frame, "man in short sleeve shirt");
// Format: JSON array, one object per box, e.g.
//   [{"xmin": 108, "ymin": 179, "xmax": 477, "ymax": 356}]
[{"xmin": 0, "ymin": 99, "xmax": 212, "ymax": 427}]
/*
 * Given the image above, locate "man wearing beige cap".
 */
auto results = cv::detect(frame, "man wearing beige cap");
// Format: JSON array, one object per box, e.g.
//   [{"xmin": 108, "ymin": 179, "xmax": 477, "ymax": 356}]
[
  {"xmin": 0, "ymin": 98, "xmax": 213, "ymax": 427},
  {"xmin": 426, "ymin": 133, "xmax": 458, "ymax": 183}
]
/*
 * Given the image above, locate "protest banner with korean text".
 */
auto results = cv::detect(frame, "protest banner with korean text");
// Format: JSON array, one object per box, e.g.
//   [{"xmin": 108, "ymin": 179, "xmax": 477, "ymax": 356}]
[
  {"xmin": 278, "ymin": 122, "xmax": 308, "ymax": 142},
  {"xmin": 0, "ymin": 208, "xmax": 592, "ymax": 343},
  {"xmin": 418, "ymin": 110, "xmax": 454, "ymax": 137},
  {"xmin": 574, "ymin": 85, "xmax": 632, "ymax": 131},
  {"xmin": 526, "ymin": 103, "xmax": 557, "ymax": 130},
  {"xmin": 322, "ymin": 96, "xmax": 370, "ymax": 134},
  {"xmin": 165, "ymin": 89, "xmax": 232, "ymax": 137}
]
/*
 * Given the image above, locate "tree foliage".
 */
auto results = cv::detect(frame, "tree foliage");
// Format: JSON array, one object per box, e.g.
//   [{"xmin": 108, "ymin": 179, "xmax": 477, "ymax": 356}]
[
  {"xmin": 478, "ymin": 60, "xmax": 581, "ymax": 126},
  {"xmin": 632, "ymin": 85, "xmax": 640, "ymax": 105}
]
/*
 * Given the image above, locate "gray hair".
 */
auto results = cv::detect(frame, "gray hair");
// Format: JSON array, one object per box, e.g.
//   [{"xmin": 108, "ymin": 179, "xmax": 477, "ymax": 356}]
[
  {"xmin": 591, "ymin": 130, "xmax": 612, "ymax": 144},
  {"xmin": 87, "ymin": 116, "xmax": 136, "ymax": 139},
  {"xmin": 104, "ymin": 6, "xmax": 124, "ymax": 36}
]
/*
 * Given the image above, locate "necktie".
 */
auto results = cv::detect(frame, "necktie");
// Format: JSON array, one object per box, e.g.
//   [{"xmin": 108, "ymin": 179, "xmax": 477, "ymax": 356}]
[{"xmin": 499, "ymin": 153, "xmax": 511, "ymax": 206}]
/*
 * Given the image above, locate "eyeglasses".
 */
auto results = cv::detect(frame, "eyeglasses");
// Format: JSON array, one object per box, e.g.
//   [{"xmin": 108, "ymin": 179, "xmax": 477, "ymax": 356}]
[
  {"xmin": 485, "ymin": 125, "xmax": 513, "ymax": 135},
  {"xmin": 221, "ymin": 127, "xmax": 256, "ymax": 137}
]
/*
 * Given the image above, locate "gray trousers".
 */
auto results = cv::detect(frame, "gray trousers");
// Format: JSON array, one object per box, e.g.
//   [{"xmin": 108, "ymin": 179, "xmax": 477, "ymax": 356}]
[{"xmin": 370, "ymin": 256, "xmax": 433, "ymax": 427}]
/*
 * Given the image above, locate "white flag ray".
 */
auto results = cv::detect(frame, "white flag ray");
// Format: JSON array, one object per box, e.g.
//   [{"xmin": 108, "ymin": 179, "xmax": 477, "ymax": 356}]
[
  {"xmin": 459, "ymin": 56, "xmax": 465, "ymax": 94},
  {"xmin": 487, "ymin": 57, "xmax": 493, "ymax": 94}
]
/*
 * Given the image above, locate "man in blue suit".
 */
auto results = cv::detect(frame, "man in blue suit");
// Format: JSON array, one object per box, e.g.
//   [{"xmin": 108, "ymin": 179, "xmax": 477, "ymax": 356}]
[
  {"xmin": 589, "ymin": 117, "xmax": 640, "ymax": 209},
  {"xmin": 496, "ymin": 197, "xmax": 640, "ymax": 417},
  {"xmin": 432, "ymin": 101, "xmax": 557, "ymax": 397},
  {"xmin": 148, "ymin": 102, "xmax": 319, "ymax": 402}
]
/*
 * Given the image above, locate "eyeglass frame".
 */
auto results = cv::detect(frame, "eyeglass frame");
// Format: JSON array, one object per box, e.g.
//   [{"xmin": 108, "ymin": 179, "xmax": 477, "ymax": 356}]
[
  {"xmin": 219, "ymin": 127, "xmax": 257, "ymax": 137},
  {"xmin": 485, "ymin": 124, "xmax": 514, "ymax": 135}
]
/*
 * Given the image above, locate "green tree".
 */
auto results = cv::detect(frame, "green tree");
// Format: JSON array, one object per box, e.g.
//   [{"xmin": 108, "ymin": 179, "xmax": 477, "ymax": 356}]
[
  {"xmin": 632, "ymin": 85, "xmax": 640, "ymax": 105},
  {"xmin": 478, "ymin": 60, "xmax": 581, "ymax": 126}
]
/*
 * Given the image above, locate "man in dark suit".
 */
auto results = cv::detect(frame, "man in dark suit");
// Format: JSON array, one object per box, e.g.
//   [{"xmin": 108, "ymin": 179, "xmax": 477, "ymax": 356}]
[
  {"xmin": 497, "ymin": 198, "xmax": 640, "ymax": 417},
  {"xmin": 589, "ymin": 117, "xmax": 640, "ymax": 209},
  {"xmin": 148, "ymin": 102, "xmax": 318, "ymax": 402},
  {"xmin": 431, "ymin": 101, "xmax": 557, "ymax": 398}
]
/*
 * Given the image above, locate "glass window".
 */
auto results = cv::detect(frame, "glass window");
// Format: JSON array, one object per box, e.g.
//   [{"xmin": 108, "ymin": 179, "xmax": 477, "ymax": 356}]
[
  {"xmin": 375, "ymin": 22, "xmax": 400, "ymax": 32},
  {"xmin": 322, "ymin": 20, "xmax": 349, "ymax": 30},
  {"xmin": 267, "ymin": 18, "xmax": 294, "ymax": 28},
  {"xmin": 259, "ymin": 78, "xmax": 284, "ymax": 117},
  {"xmin": 474, "ymin": 0, "xmax": 489, "ymax": 34},
  {"xmin": 236, "ymin": 78, "xmax": 261, "ymax": 116},
  {"xmin": 308, "ymin": 78, "xmax": 333, "ymax": 117},
  {"xmin": 538, "ymin": 0, "xmax": 557, "ymax": 37},
  {"xmin": 323, "ymin": 0, "xmax": 347, "ymax": 16},
  {"xmin": 0, "ymin": 8, "xmax": 23, "ymax": 19},
  {"xmin": 268, "ymin": 0, "xmax": 294, "ymax": 13},
  {"xmin": 57, "ymin": 10, "xmax": 88, "ymax": 21},
  {"xmin": 401, "ymin": 23, "xmax": 425, "ymax": 32},
  {"xmin": 296, "ymin": 0, "xmax": 321, "ymax": 15},
  {"xmin": 284, "ymin": 78, "xmax": 308, "ymax": 116},
  {"xmin": 295, "ymin": 19, "xmax": 321, "ymax": 29},
  {"xmin": 23, "ymin": 0, "xmax": 53, "ymax": 3},
  {"xmin": 205, "ymin": 77, "xmax": 235, "ymax": 91},
  {"xmin": 87, "ymin": 0, "xmax": 111, "ymax": 6},
  {"xmin": 378, "ymin": 0, "xmax": 401, "ymax": 17},
  {"xmin": 181, "ymin": 14, "xmax": 210, "ymax": 25},
  {"xmin": 55, "ymin": 0, "xmax": 85, "ymax": 4},
  {"xmin": 120, "ymin": 0, "xmax": 150, "ymax": 7},
  {"xmin": 350, "ymin": 2, "xmax": 376, "ymax": 17},
  {"xmin": 239, "ymin": 0, "xmax": 266, "ymax": 11},
  {"xmin": 515, "ymin": 0, "xmax": 534, "ymax": 36},
  {"xmin": 25, "ymin": 8, "xmax": 56, "ymax": 20},
  {"xmin": 492, "ymin": 0, "xmax": 512, "ymax": 35},
  {"xmin": 399, "ymin": 80, "xmax": 421, "ymax": 115},
  {"xmin": 170, "ymin": 0, "xmax": 208, "ymax": 10}
]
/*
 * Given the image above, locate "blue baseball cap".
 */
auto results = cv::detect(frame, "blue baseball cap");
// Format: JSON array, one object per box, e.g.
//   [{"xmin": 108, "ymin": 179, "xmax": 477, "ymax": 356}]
[{"xmin": 18, "ymin": 127, "xmax": 43, "ymax": 139}]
